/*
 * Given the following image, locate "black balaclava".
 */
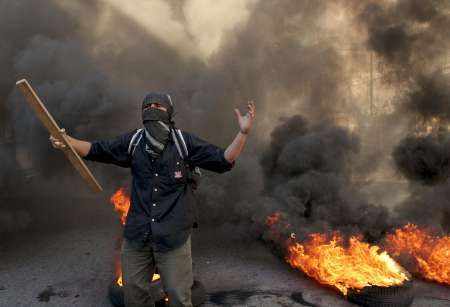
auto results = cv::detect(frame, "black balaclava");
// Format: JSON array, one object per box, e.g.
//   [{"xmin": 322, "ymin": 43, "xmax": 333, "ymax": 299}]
[{"xmin": 142, "ymin": 93, "xmax": 174, "ymax": 158}]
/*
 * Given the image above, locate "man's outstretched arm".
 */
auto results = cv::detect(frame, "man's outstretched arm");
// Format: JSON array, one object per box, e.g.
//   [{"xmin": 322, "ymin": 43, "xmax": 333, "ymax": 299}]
[
  {"xmin": 50, "ymin": 130, "xmax": 91, "ymax": 157},
  {"xmin": 50, "ymin": 130, "xmax": 134, "ymax": 168},
  {"xmin": 224, "ymin": 101, "xmax": 256, "ymax": 163}
]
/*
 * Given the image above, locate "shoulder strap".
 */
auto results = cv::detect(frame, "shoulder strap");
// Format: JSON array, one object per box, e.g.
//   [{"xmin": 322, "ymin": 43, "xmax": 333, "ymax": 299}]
[
  {"xmin": 171, "ymin": 129, "xmax": 202, "ymax": 184},
  {"xmin": 171, "ymin": 128, "xmax": 188, "ymax": 160},
  {"xmin": 128, "ymin": 128, "xmax": 144, "ymax": 156}
]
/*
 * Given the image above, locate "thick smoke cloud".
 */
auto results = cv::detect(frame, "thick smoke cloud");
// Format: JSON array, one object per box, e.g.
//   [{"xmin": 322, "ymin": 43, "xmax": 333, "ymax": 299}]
[
  {"xmin": 359, "ymin": 0, "xmax": 450, "ymax": 71},
  {"xmin": 0, "ymin": 0, "xmax": 285, "ymax": 232},
  {"xmin": 406, "ymin": 73, "xmax": 450, "ymax": 120},
  {"xmin": 393, "ymin": 135, "xmax": 450, "ymax": 185},
  {"xmin": 355, "ymin": 0, "xmax": 450, "ymax": 119},
  {"xmin": 248, "ymin": 116, "xmax": 391, "ymax": 245},
  {"xmin": 1, "ymin": 0, "xmax": 448, "ymax": 241},
  {"xmin": 264, "ymin": 118, "xmax": 359, "ymax": 183},
  {"xmin": 394, "ymin": 183, "xmax": 450, "ymax": 232},
  {"xmin": 191, "ymin": 0, "xmax": 368, "ymax": 230},
  {"xmin": 353, "ymin": 0, "xmax": 450, "ymax": 232},
  {"xmin": 0, "ymin": 0, "xmax": 197, "ymax": 233}
]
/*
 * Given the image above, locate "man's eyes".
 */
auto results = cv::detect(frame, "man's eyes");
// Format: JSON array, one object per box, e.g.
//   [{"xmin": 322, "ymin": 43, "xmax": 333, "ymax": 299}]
[{"xmin": 143, "ymin": 104, "xmax": 161, "ymax": 110}]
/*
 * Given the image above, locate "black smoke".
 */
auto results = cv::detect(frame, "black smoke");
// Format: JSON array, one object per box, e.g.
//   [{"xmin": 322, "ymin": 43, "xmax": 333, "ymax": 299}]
[
  {"xmin": 0, "ymin": 0, "xmax": 356, "ymax": 236},
  {"xmin": 0, "ymin": 1, "xmax": 197, "ymax": 234},
  {"xmin": 392, "ymin": 133, "xmax": 450, "ymax": 231},
  {"xmin": 393, "ymin": 135, "xmax": 450, "ymax": 185},
  {"xmin": 354, "ymin": 0, "xmax": 450, "ymax": 231},
  {"xmin": 406, "ymin": 73, "xmax": 450, "ymax": 120},
  {"xmin": 356, "ymin": 0, "xmax": 450, "ymax": 117},
  {"xmin": 251, "ymin": 116, "xmax": 391, "ymax": 244},
  {"xmin": 394, "ymin": 183, "xmax": 450, "ymax": 232},
  {"xmin": 2, "ymin": 0, "xmax": 447, "ymax": 244},
  {"xmin": 359, "ymin": 0, "xmax": 450, "ymax": 71}
]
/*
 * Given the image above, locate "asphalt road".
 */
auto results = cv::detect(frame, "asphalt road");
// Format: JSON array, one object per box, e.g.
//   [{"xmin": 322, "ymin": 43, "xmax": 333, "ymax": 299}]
[{"xmin": 1, "ymin": 197, "xmax": 449, "ymax": 307}]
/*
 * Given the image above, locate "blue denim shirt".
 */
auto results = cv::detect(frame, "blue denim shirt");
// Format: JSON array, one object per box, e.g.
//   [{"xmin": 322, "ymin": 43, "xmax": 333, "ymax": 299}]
[{"xmin": 84, "ymin": 129, "xmax": 233, "ymax": 251}]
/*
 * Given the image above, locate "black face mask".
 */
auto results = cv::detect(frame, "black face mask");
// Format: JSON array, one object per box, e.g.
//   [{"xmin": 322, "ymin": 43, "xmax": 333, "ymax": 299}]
[{"xmin": 142, "ymin": 108, "xmax": 171, "ymax": 158}]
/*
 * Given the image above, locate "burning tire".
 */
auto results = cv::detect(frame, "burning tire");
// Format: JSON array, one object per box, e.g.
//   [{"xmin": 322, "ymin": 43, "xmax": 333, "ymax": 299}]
[
  {"xmin": 347, "ymin": 279, "xmax": 414, "ymax": 307},
  {"xmin": 108, "ymin": 278, "xmax": 206, "ymax": 307}
]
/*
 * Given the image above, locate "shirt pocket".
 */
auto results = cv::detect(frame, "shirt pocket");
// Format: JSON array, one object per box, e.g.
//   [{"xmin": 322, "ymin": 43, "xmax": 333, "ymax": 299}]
[{"xmin": 169, "ymin": 158, "xmax": 188, "ymax": 185}]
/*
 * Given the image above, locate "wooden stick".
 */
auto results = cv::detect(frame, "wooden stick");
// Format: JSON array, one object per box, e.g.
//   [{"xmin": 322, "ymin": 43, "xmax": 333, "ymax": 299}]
[{"xmin": 16, "ymin": 79, "xmax": 103, "ymax": 192}]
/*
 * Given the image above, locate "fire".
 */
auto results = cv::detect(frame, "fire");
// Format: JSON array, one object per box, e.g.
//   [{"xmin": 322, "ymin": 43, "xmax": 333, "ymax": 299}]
[
  {"xmin": 265, "ymin": 213, "xmax": 409, "ymax": 295},
  {"xmin": 385, "ymin": 223, "xmax": 450, "ymax": 285},
  {"xmin": 116, "ymin": 271, "xmax": 161, "ymax": 287},
  {"xmin": 287, "ymin": 233, "xmax": 409, "ymax": 295},
  {"xmin": 115, "ymin": 256, "xmax": 161, "ymax": 287},
  {"xmin": 110, "ymin": 187, "xmax": 131, "ymax": 224},
  {"xmin": 115, "ymin": 252, "xmax": 161, "ymax": 288}
]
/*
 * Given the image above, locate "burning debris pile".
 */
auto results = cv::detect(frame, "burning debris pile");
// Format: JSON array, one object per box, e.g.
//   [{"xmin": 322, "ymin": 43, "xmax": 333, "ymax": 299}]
[
  {"xmin": 255, "ymin": 113, "xmax": 449, "ymax": 302},
  {"xmin": 265, "ymin": 210, "xmax": 450, "ymax": 295},
  {"xmin": 266, "ymin": 212, "xmax": 410, "ymax": 296},
  {"xmin": 253, "ymin": 115, "xmax": 408, "ymax": 301}
]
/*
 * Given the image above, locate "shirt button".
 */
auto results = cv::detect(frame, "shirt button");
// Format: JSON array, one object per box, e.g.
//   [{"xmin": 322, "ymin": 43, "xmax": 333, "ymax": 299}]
[
  {"xmin": 152, "ymin": 203, "xmax": 156, "ymax": 207},
  {"xmin": 154, "ymin": 188, "xmax": 158, "ymax": 192},
  {"xmin": 151, "ymin": 218, "xmax": 155, "ymax": 222}
]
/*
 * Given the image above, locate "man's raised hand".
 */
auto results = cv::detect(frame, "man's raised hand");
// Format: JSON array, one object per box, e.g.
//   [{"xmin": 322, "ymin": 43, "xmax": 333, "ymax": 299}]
[{"xmin": 234, "ymin": 101, "xmax": 256, "ymax": 134}]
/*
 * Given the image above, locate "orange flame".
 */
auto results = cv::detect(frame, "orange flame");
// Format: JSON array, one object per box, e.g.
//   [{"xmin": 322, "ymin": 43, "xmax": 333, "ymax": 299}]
[
  {"xmin": 286, "ymin": 233, "xmax": 409, "ymax": 295},
  {"xmin": 110, "ymin": 187, "xmax": 131, "ymax": 225},
  {"xmin": 265, "ymin": 213, "xmax": 409, "ymax": 295},
  {"xmin": 116, "ymin": 270, "xmax": 161, "ymax": 287},
  {"xmin": 115, "ymin": 250, "xmax": 160, "ymax": 287},
  {"xmin": 385, "ymin": 223, "xmax": 450, "ymax": 285}
]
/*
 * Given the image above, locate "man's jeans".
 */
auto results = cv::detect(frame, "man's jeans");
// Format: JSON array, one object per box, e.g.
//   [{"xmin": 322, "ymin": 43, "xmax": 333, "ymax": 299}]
[{"xmin": 121, "ymin": 236, "xmax": 193, "ymax": 307}]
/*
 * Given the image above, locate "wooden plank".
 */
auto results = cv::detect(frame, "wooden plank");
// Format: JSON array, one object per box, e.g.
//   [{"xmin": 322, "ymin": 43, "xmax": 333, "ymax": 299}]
[{"xmin": 15, "ymin": 79, "xmax": 103, "ymax": 192}]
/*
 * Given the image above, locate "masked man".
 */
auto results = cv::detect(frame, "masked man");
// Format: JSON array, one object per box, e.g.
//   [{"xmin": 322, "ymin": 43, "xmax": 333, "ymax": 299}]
[{"xmin": 50, "ymin": 93, "xmax": 255, "ymax": 307}]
